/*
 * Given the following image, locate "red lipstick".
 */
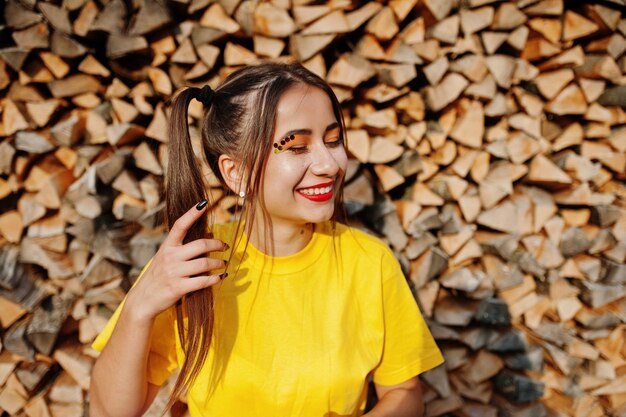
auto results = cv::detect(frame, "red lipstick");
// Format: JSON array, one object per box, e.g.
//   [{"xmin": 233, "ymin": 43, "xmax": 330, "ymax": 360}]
[{"xmin": 296, "ymin": 181, "xmax": 334, "ymax": 202}]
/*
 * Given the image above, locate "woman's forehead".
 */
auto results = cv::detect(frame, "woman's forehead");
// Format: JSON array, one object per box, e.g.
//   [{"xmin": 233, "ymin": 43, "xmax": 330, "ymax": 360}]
[{"xmin": 275, "ymin": 84, "xmax": 336, "ymax": 123}]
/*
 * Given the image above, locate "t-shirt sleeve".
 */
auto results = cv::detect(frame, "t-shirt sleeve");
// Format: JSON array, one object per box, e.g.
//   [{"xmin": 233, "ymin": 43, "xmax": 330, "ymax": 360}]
[
  {"xmin": 371, "ymin": 250, "xmax": 444, "ymax": 386},
  {"xmin": 91, "ymin": 258, "xmax": 178, "ymax": 386}
]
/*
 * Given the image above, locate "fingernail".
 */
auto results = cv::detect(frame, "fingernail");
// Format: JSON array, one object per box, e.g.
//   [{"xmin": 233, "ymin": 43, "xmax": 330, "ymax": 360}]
[
  {"xmin": 196, "ymin": 199, "xmax": 208, "ymax": 210},
  {"xmin": 223, "ymin": 243, "xmax": 230, "ymax": 251},
  {"xmin": 219, "ymin": 272, "xmax": 228, "ymax": 280}
]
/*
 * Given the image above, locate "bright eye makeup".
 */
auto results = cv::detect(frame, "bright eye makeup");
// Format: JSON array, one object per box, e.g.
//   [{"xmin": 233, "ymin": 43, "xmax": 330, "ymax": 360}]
[
  {"xmin": 273, "ymin": 123, "xmax": 343, "ymax": 155},
  {"xmin": 273, "ymin": 133, "xmax": 296, "ymax": 153}
]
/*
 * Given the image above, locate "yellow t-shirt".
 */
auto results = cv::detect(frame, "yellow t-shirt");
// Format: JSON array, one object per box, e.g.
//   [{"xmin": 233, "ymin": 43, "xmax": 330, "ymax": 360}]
[{"xmin": 92, "ymin": 221, "xmax": 443, "ymax": 416}]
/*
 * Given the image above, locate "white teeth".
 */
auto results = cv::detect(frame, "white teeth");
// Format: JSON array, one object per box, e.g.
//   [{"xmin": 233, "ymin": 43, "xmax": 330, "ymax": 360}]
[{"xmin": 300, "ymin": 185, "xmax": 332, "ymax": 195}]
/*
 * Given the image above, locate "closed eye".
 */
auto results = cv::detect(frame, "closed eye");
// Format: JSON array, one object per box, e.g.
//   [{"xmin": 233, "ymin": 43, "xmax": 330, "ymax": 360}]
[
  {"xmin": 325, "ymin": 137, "xmax": 344, "ymax": 147},
  {"xmin": 287, "ymin": 146, "xmax": 307, "ymax": 154},
  {"xmin": 288, "ymin": 138, "xmax": 343, "ymax": 154}
]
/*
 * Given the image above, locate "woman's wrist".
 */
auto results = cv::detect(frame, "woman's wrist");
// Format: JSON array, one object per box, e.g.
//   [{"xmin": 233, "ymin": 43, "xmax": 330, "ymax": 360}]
[{"xmin": 123, "ymin": 290, "xmax": 159, "ymax": 325}]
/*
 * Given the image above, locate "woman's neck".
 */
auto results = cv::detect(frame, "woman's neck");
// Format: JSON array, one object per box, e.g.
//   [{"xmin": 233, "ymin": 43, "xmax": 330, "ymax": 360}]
[{"xmin": 248, "ymin": 218, "xmax": 314, "ymax": 257}]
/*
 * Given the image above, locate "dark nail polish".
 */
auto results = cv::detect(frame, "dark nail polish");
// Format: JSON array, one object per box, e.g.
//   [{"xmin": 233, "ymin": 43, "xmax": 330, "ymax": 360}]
[
  {"xmin": 223, "ymin": 243, "xmax": 230, "ymax": 251},
  {"xmin": 219, "ymin": 272, "xmax": 228, "ymax": 280},
  {"xmin": 196, "ymin": 199, "xmax": 208, "ymax": 210}
]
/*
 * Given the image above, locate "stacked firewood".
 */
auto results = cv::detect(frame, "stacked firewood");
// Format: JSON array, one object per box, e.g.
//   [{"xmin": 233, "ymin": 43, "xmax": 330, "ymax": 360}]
[{"xmin": 1, "ymin": 0, "xmax": 625, "ymax": 416}]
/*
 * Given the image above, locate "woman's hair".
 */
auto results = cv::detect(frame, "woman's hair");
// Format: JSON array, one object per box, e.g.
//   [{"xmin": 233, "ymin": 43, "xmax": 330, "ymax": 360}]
[{"xmin": 163, "ymin": 61, "xmax": 347, "ymax": 411}]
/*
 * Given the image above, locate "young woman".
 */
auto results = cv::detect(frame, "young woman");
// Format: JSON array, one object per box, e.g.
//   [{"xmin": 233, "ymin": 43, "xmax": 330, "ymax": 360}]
[{"xmin": 89, "ymin": 62, "xmax": 443, "ymax": 417}]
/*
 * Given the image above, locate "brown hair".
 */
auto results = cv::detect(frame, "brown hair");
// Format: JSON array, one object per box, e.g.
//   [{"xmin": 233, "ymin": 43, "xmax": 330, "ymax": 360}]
[{"xmin": 164, "ymin": 61, "xmax": 347, "ymax": 411}]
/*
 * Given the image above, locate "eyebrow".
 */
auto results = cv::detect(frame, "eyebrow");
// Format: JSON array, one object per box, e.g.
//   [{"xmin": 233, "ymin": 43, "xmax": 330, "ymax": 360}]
[{"xmin": 277, "ymin": 122, "xmax": 340, "ymax": 140}]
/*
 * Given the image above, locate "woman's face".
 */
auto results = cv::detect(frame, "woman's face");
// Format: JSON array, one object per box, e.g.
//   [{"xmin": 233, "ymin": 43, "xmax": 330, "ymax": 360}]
[{"xmin": 258, "ymin": 84, "xmax": 347, "ymax": 227}]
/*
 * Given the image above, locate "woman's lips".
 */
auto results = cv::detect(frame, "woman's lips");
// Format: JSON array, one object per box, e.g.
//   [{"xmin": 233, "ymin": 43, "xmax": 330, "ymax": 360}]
[{"xmin": 296, "ymin": 181, "xmax": 334, "ymax": 202}]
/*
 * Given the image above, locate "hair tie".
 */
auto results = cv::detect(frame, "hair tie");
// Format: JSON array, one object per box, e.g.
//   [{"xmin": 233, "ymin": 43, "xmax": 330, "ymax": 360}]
[{"xmin": 196, "ymin": 85, "xmax": 214, "ymax": 106}]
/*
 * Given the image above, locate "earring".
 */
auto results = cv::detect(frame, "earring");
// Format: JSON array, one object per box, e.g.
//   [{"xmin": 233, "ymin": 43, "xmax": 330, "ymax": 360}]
[{"xmin": 239, "ymin": 190, "xmax": 246, "ymax": 198}]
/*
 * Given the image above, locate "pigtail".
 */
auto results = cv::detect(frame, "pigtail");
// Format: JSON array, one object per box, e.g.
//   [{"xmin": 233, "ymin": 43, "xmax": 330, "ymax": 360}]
[{"xmin": 163, "ymin": 87, "xmax": 215, "ymax": 414}]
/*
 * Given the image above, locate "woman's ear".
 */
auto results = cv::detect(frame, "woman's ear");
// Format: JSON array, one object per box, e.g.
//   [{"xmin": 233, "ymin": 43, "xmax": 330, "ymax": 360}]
[{"xmin": 218, "ymin": 154, "xmax": 246, "ymax": 195}]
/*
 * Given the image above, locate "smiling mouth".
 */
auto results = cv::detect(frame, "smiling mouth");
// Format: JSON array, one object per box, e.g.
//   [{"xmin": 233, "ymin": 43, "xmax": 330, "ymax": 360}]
[{"xmin": 296, "ymin": 181, "xmax": 334, "ymax": 202}]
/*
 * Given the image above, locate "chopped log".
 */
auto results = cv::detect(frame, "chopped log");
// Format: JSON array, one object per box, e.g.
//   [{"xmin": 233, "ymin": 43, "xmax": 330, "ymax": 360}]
[
  {"xmin": 493, "ymin": 370, "xmax": 544, "ymax": 403},
  {"xmin": 53, "ymin": 345, "xmax": 92, "ymax": 390},
  {"xmin": 575, "ymin": 55, "xmax": 622, "ymax": 84},
  {"xmin": 552, "ymin": 122, "xmax": 583, "ymax": 152},
  {"xmin": 0, "ymin": 373, "xmax": 29, "ymax": 414},
  {"xmin": 327, "ymin": 54, "xmax": 375, "ymax": 88},
  {"xmin": 0, "ymin": 47, "xmax": 30, "ymax": 72},
  {"xmin": 440, "ymin": 268, "xmax": 482, "ymax": 292},
  {"xmin": 450, "ymin": 54, "xmax": 488, "ymax": 83},
  {"xmin": 598, "ymin": 85, "xmax": 626, "ymax": 109},
  {"xmin": 15, "ymin": 361, "xmax": 55, "ymax": 394},
  {"xmin": 365, "ymin": 7, "xmax": 399, "ymax": 41},
  {"xmin": 26, "ymin": 293, "xmax": 74, "ymax": 355},
  {"xmin": 106, "ymin": 35, "xmax": 149, "ymax": 59},
  {"xmin": 128, "ymin": 0, "xmax": 172, "ymax": 36},
  {"xmin": 5, "ymin": 0, "xmax": 42, "ymax": 30},
  {"xmin": 2, "ymin": 99, "xmax": 30, "ymax": 136},
  {"xmin": 91, "ymin": 0, "xmax": 126, "ymax": 34},
  {"xmin": 385, "ymin": 39, "xmax": 422, "ymax": 64},
  {"xmin": 450, "ymin": 101, "xmax": 484, "ymax": 149},
  {"xmin": 412, "ymin": 39, "xmax": 440, "ymax": 62},
  {"xmin": 4, "ymin": 316, "xmax": 37, "ymax": 359},
  {"xmin": 38, "ymin": 3, "xmax": 72, "ymax": 34},
  {"xmin": 507, "ymin": 26, "xmax": 529, "ymax": 51},
  {"xmin": 526, "ymin": 154, "xmax": 572, "ymax": 187},
  {"xmin": 39, "ymin": 52, "xmax": 70, "ymax": 79},
  {"xmin": 291, "ymin": 34, "xmax": 335, "ymax": 62},
  {"xmin": 346, "ymin": 2, "xmax": 382, "ymax": 31},
  {"xmin": 545, "ymin": 83, "xmax": 588, "ymax": 115},
  {"xmin": 528, "ymin": 17, "xmax": 562, "ymax": 44},
  {"xmin": 485, "ymin": 55, "xmax": 516, "ymax": 89},
  {"xmin": 293, "ymin": 5, "xmax": 331, "ymax": 27},
  {"xmin": 579, "ymin": 282, "xmax": 626, "ymax": 309},
  {"xmin": 13, "ymin": 23, "xmax": 50, "ymax": 50},
  {"xmin": 424, "ymin": 73, "xmax": 469, "ymax": 112},
  {"xmin": 78, "ymin": 55, "xmax": 110, "ymax": 78},
  {"xmin": 0, "ymin": 245, "xmax": 45, "ymax": 310},
  {"xmin": 253, "ymin": 3, "xmax": 296, "ymax": 37},
  {"xmin": 50, "ymin": 31, "xmax": 87, "ymax": 59},
  {"xmin": 74, "ymin": 0, "xmax": 99, "ymax": 37},
  {"xmin": 562, "ymin": 11, "xmax": 599, "ymax": 41},
  {"xmin": 422, "ymin": 0, "xmax": 453, "ymax": 21},
  {"xmin": 47, "ymin": 74, "xmax": 100, "ymax": 98},
  {"xmin": 460, "ymin": 7, "xmax": 494, "ymax": 36},
  {"xmin": 423, "ymin": 56, "xmax": 448, "ymax": 86},
  {"xmin": 492, "ymin": 3, "xmax": 526, "ymax": 30},
  {"xmin": 253, "ymin": 36, "xmax": 284, "ymax": 58},
  {"xmin": 534, "ymin": 69, "xmax": 574, "ymax": 100},
  {"xmin": 301, "ymin": 10, "xmax": 349, "ymax": 36},
  {"xmin": 373, "ymin": 164, "xmax": 404, "ymax": 191},
  {"xmin": 48, "ymin": 371, "xmax": 83, "ymax": 404},
  {"xmin": 434, "ymin": 292, "xmax": 479, "ymax": 327}
]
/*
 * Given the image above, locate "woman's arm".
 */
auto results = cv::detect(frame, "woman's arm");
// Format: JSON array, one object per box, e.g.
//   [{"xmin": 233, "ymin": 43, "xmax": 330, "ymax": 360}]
[
  {"xmin": 364, "ymin": 377, "xmax": 424, "ymax": 417},
  {"xmin": 89, "ymin": 202, "xmax": 226, "ymax": 417},
  {"xmin": 89, "ymin": 299, "xmax": 161, "ymax": 417}
]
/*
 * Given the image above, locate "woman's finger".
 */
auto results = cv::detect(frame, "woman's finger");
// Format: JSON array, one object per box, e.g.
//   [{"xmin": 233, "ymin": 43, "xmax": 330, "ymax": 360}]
[
  {"xmin": 177, "ymin": 257, "xmax": 226, "ymax": 277},
  {"xmin": 177, "ymin": 238, "xmax": 227, "ymax": 261},
  {"xmin": 164, "ymin": 200, "xmax": 208, "ymax": 246},
  {"xmin": 178, "ymin": 274, "xmax": 223, "ymax": 294}
]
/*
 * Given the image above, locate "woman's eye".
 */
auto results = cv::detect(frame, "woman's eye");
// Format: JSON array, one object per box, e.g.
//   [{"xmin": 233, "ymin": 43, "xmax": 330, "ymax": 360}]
[
  {"xmin": 325, "ymin": 138, "xmax": 344, "ymax": 147},
  {"xmin": 288, "ymin": 146, "xmax": 307, "ymax": 153}
]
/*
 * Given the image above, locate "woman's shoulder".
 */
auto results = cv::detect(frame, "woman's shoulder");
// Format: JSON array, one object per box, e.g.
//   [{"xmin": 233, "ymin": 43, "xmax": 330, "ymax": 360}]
[{"xmin": 332, "ymin": 222, "xmax": 396, "ymax": 260}]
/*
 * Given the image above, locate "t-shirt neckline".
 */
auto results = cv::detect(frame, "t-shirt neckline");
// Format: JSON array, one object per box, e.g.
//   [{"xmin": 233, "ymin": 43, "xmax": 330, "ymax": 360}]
[{"xmin": 237, "ymin": 221, "xmax": 332, "ymax": 275}]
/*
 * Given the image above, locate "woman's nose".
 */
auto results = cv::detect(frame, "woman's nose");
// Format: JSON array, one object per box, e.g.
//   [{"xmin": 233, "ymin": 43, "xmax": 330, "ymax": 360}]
[{"xmin": 310, "ymin": 144, "xmax": 340, "ymax": 176}]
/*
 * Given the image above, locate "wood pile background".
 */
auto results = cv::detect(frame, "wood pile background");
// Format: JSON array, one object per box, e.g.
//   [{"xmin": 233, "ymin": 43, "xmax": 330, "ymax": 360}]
[{"xmin": 0, "ymin": 0, "xmax": 625, "ymax": 416}]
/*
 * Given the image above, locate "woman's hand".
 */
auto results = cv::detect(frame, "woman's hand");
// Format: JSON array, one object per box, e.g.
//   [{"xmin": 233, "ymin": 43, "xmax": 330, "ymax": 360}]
[{"xmin": 126, "ymin": 200, "xmax": 227, "ymax": 321}]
